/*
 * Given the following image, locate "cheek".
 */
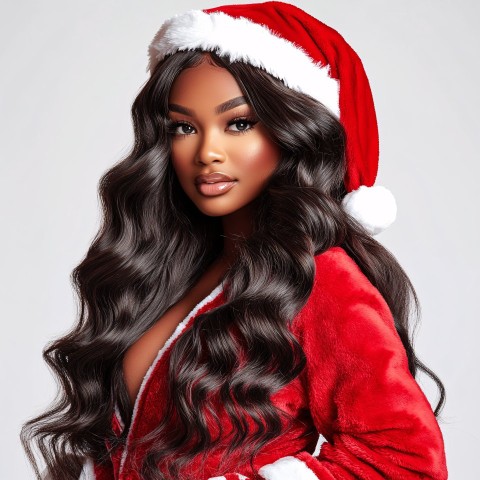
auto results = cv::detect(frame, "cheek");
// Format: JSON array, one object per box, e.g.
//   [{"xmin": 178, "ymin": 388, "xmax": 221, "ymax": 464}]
[
  {"xmin": 236, "ymin": 136, "xmax": 280, "ymax": 177},
  {"xmin": 170, "ymin": 143, "xmax": 193, "ymax": 179}
]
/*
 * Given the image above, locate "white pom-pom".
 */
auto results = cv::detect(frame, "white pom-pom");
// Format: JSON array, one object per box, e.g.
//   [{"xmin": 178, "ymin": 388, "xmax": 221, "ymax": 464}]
[{"xmin": 341, "ymin": 185, "xmax": 397, "ymax": 236}]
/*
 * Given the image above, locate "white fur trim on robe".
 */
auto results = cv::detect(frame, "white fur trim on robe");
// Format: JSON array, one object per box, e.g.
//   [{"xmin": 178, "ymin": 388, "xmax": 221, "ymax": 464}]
[
  {"xmin": 258, "ymin": 455, "xmax": 318, "ymax": 480},
  {"xmin": 208, "ymin": 475, "xmax": 249, "ymax": 480}
]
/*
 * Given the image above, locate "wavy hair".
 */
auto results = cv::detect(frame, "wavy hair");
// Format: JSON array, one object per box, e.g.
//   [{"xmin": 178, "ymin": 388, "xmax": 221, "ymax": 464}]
[{"xmin": 20, "ymin": 49, "xmax": 446, "ymax": 480}]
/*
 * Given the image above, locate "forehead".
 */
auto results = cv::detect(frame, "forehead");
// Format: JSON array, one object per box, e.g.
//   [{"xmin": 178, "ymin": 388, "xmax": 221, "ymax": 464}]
[{"xmin": 168, "ymin": 59, "xmax": 245, "ymax": 108}]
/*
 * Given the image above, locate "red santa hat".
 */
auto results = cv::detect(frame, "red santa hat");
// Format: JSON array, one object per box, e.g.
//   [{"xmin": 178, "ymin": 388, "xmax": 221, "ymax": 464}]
[{"xmin": 147, "ymin": 1, "xmax": 397, "ymax": 235}]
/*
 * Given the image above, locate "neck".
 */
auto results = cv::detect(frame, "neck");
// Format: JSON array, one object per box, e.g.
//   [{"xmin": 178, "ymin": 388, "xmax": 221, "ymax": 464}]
[{"xmin": 218, "ymin": 202, "xmax": 255, "ymax": 265}]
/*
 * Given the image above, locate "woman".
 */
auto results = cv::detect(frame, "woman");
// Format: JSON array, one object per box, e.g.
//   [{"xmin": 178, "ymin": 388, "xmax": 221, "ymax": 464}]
[{"xmin": 21, "ymin": 2, "xmax": 448, "ymax": 479}]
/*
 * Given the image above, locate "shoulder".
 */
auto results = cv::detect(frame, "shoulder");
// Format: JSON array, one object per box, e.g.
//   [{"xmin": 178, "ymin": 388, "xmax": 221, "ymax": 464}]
[
  {"xmin": 301, "ymin": 246, "xmax": 395, "ymax": 334},
  {"xmin": 312, "ymin": 245, "xmax": 381, "ymax": 301},
  {"xmin": 294, "ymin": 246, "xmax": 408, "ymax": 374},
  {"xmin": 313, "ymin": 246, "xmax": 371, "ymax": 288}
]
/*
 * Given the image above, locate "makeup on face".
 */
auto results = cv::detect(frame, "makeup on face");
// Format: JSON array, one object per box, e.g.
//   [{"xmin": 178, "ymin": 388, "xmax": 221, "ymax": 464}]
[
  {"xmin": 167, "ymin": 57, "xmax": 280, "ymax": 220},
  {"xmin": 194, "ymin": 171, "xmax": 238, "ymax": 197}
]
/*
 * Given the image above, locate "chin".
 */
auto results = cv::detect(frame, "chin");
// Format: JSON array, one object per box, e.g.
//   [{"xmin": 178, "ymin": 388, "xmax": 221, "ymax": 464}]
[
  {"xmin": 188, "ymin": 195, "xmax": 250, "ymax": 218},
  {"xmin": 194, "ymin": 203, "xmax": 242, "ymax": 218}
]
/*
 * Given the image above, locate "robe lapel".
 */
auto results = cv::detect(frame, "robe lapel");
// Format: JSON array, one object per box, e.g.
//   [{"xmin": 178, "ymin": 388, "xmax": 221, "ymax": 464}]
[{"xmin": 117, "ymin": 282, "xmax": 226, "ymax": 478}]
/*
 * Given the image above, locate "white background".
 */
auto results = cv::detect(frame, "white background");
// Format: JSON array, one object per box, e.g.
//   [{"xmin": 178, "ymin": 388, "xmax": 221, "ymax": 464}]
[{"xmin": 1, "ymin": 0, "xmax": 478, "ymax": 478}]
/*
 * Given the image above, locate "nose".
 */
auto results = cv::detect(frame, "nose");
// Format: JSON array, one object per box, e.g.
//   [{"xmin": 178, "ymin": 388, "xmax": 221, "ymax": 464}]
[{"xmin": 195, "ymin": 129, "xmax": 226, "ymax": 165}]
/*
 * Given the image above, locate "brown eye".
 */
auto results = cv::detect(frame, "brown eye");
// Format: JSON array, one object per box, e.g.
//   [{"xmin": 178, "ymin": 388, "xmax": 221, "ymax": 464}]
[
  {"xmin": 167, "ymin": 121, "xmax": 196, "ymax": 136},
  {"xmin": 227, "ymin": 117, "xmax": 258, "ymax": 133},
  {"xmin": 176, "ymin": 123, "xmax": 195, "ymax": 135}
]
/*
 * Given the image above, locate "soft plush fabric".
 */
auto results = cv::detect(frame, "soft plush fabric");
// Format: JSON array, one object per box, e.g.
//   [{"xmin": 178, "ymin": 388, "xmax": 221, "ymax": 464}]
[{"xmin": 81, "ymin": 246, "xmax": 448, "ymax": 479}]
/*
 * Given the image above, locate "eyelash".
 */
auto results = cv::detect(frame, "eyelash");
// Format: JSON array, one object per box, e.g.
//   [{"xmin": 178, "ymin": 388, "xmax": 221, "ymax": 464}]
[{"xmin": 166, "ymin": 116, "xmax": 258, "ymax": 136}]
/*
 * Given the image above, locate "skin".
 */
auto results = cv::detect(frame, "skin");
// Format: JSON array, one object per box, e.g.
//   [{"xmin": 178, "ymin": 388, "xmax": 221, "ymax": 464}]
[
  {"xmin": 123, "ymin": 53, "xmax": 281, "ymax": 406},
  {"xmin": 168, "ymin": 53, "xmax": 281, "ymax": 264}
]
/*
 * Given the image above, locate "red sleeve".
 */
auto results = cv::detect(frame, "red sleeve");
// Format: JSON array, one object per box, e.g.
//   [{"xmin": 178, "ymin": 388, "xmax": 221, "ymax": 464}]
[{"xmin": 258, "ymin": 247, "xmax": 448, "ymax": 480}]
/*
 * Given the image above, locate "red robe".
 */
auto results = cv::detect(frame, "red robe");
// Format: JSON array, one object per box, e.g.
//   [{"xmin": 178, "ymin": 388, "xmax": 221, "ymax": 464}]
[{"xmin": 79, "ymin": 246, "xmax": 447, "ymax": 479}]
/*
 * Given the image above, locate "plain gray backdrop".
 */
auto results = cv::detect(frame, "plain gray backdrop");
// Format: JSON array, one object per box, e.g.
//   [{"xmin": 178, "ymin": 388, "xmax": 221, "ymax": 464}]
[{"xmin": 1, "ymin": 0, "xmax": 479, "ymax": 478}]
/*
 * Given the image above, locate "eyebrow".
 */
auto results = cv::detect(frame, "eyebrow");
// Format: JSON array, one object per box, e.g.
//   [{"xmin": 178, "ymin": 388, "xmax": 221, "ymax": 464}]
[{"xmin": 168, "ymin": 96, "xmax": 248, "ymax": 116}]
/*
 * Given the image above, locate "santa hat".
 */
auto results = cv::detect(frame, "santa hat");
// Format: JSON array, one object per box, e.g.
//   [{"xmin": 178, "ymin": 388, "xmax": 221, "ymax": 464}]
[{"xmin": 147, "ymin": 1, "xmax": 397, "ymax": 236}]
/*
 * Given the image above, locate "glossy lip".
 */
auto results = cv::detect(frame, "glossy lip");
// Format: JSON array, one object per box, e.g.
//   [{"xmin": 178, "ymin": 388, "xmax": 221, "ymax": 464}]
[
  {"xmin": 195, "ymin": 180, "xmax": 237, "ymax": 196},
  {"xmin": 194, "ymin": 172, "xmax": 236, "ymax": 185}
]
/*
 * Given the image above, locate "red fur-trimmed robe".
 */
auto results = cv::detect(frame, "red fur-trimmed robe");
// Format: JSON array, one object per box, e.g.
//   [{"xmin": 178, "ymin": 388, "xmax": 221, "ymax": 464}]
[{"xmin": 78, "ymin": 246, "xmax": 448, "ymax": 479}]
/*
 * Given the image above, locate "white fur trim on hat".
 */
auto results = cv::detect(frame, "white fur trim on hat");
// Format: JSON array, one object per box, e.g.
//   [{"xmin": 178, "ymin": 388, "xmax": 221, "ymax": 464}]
[
  {"xmin": 341, "ymin": 185, "xmax": 397, "ymax": 236},
  {"xmin": 258, "ymin": 455, "xmax": 318, "ymax": 480},
  {"xmin": 147, "ymin": 10, "xmax": 340, "ymax": 116}
]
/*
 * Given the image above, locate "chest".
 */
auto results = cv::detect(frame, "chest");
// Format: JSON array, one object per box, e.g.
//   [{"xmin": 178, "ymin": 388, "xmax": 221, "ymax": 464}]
[
  {"xmin": 108, "ymin": 284, "xmax": 316, "ymax": 479},
  {"xmin": 123, "ymin": 267, "xmax": 228, "ymax": 407},
  {"xmin": 122, "ymin": 294, "xmax": 206, "ymax": 406}
]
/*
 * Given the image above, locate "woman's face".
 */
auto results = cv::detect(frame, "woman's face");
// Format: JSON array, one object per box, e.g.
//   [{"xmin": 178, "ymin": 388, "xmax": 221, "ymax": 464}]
[{"xmin": 167, "ymin": 55, "xmax": 280, "ymax": 218}]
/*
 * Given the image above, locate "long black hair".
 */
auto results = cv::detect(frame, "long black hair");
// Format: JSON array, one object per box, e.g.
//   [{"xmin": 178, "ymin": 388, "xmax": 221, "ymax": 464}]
[{"xmin": 20, "ymin": 49, "xmax": 446, "ymax": 480}]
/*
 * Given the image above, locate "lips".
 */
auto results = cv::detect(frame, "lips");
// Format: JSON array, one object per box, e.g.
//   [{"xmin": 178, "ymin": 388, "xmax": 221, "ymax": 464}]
[{"xmin": 194, "ymin": 172, "xmax": 236, "ymax": 185}]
